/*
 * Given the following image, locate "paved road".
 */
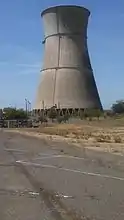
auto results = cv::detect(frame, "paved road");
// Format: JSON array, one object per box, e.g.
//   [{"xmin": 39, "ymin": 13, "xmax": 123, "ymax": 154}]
[{"xmin": 0, "ymin": 130, "xmax": 124, "ymax": 220}]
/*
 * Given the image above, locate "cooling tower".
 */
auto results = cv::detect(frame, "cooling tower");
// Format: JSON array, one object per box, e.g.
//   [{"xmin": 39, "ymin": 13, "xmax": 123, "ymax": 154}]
[{"xmin": 35, "ymin": 5, "xmax": 102, "ymax": 110}]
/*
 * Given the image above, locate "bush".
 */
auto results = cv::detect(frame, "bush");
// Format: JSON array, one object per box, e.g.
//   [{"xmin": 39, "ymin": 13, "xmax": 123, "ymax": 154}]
[
  {"xmin": 3, "ymin": 107, "xmax": 28, "ymax": 120},
  {"xmin": 82, "ymin": 109, "xmax": 102, "ymax": 120},
  {"xmin": 79, "ymin": 110, "xmax": 85, "ymax": 120},
  {"xmin": 39, "ymin": 115, "xmax": 48, "ymax": 124},
  {"xmin": 112, "ymin": 100, "xmax": 124, "ymax": 114},
  {"xmin": 57, "ymin": 116, "xmax": 64, "ymax": 123},
  {"xmin": 48, "ymin": 107, "xmax": 57, "ymax": 122},
  {"xmin": 57, "ymin": 114, "xmax": 70, "ymax": 124}
]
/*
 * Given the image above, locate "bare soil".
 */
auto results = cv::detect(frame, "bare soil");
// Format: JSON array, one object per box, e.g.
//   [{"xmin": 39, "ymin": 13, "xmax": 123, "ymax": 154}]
[{"xmin": 5, "ymin": 118, "xmax": 124, "ymax": 156}]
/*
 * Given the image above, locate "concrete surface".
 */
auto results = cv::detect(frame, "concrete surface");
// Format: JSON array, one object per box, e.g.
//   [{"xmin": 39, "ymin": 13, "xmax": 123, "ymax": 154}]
[
  {"xmin": 35, "ymin": 5, "xmax": 102, "ymax": 109},
  {"xmin": 0, "ymin": 129, "xmax": 124, "ymax": 219}
]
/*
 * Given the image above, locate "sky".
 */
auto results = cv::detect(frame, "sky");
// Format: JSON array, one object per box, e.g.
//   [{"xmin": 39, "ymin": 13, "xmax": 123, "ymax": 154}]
[{"xmin": 0, "ymin": 0, "xmax": 124, "ymax": 109}]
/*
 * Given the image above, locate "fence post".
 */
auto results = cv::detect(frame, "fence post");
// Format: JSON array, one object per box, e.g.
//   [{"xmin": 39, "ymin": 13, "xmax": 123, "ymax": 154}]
[{"xmin": 7, "ymin": 120, "xmax": 10, "ymax": 128}]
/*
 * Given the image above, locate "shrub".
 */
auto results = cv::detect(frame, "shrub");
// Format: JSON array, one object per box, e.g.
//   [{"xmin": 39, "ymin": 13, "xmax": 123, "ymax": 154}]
[{"xmin": 48, "ymin": 107, "xmax": 57, "ymax": 122}]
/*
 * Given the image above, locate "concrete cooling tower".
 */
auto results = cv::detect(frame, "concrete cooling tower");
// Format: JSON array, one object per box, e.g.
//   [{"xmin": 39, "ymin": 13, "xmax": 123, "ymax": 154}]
[{"xmin": 35, "ymin": 5, "xmax": 102, "ymax": 110}]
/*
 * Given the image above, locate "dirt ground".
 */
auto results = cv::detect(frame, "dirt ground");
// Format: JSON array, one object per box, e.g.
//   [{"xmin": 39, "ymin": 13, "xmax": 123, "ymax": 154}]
[{"xmin": 5, "ymin": 118, "xmax": 124, "ymax": 156}]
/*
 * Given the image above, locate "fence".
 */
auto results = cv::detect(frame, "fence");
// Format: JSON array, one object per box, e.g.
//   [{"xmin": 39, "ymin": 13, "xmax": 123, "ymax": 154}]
[{"xmin": 0, "ymin": 119, "xmax": 34, "ymax": 128}]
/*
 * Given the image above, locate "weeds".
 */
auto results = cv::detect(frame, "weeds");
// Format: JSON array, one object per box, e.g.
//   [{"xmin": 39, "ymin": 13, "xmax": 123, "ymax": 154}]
[{"xmin": 114, "ymin": 136, "xmax": 122, "ymax": 143}]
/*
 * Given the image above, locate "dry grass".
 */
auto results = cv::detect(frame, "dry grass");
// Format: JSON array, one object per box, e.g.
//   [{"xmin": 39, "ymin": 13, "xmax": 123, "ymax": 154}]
[
  {"xmin": 6, "ymin": 118, "xmax": 124, "ymax": 155},
  {"xmin": 23, "ymin": 119, "xmax": 124, "ymax": 144}
]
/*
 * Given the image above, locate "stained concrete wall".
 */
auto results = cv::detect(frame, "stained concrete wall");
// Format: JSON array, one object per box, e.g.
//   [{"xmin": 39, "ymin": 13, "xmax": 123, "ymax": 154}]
[{"xmin": 35, "ymin": 5, "xmax": 102, "ymax": 110}]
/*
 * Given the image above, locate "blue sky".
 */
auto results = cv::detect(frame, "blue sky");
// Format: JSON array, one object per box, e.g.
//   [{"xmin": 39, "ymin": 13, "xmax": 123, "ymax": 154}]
[{"xmin": 0, "ymin": 0, "xmax": 124, "ymax": 109}]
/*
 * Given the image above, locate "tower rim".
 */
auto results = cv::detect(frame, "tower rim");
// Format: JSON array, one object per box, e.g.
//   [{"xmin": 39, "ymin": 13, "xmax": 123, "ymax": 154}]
[{"xmin": 41, "ymin": 5, "xmax": 90, "ymax": 17}]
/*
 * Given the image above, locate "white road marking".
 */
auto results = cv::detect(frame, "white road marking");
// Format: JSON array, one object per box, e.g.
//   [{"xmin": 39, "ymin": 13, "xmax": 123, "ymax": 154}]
[
  {"xmin": 16, "ymin": 160, "xmax": 25, "ymax": 163},
  {"xmin": 33, "ymin": 155, "xmax": 87, "ymax": 161},
  {"xmin": 4, "ymin": 148, "xmax": 27, "ymax": 152},
  {"xmin": 55, "ymin": 194, "xmax": 74, "ymax": 199},
  {"xmin": 29, "ymin": 192, "xmax": 39, "ymax": 196},
  {"xmin": 0, "ymin": 188, "xmax": 40, "ymax": 196},
  {"xmin": 34, "ymin": 155, "xmax": 63, "ymax": 160},
  {"xmin": 38, "ymin": 153, "xmax": 55, "ymax": 156},
  {"xmin": 16, "ymin": 160, "xmax": 124, "ymax": 181},
  {"xmin": 60, "ymin": 155, "xmax": 86, "ymax": 160}
]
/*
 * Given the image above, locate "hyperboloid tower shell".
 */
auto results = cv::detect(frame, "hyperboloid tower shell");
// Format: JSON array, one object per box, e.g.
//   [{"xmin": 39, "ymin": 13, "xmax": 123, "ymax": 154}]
[{"xmin": 35, "ymin": 5, "xmax": 102, "ymax": 110}]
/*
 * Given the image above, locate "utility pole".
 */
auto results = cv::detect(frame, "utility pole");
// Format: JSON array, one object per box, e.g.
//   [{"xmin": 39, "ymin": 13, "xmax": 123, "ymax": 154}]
[
  {"xmin": 28, "ymin": 101, "xmax": 31, "ymax": 116},
  {"xmin": 25, "ymin": 98, "xmax": 28, "ymax": 116},
  {"xmin": 25, "ymin": 99, "xmax": 32, "ymax": 117}
]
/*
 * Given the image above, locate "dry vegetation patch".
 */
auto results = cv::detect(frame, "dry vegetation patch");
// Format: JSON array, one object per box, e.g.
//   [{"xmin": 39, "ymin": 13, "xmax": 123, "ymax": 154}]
[
  {"xmin": 6, "ymin": 119, "xmax": 124, "ymax": 155},
  {"xmin": 22, "ymin": 122, "xmax": 124, "ymax": 144}
]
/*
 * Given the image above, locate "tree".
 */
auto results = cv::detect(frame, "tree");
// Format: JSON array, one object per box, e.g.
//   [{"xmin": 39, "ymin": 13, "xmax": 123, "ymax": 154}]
[
  {"xmin": 112, "ymin": 100, "xmax": 124, "ymax": 114},
  {"xmin": 48, "ymin": 106, "xmax": 57, "ymax": 122},
  {"xmin": 3, "ymin": 107, "xmax": 28, "ymax": 120}
]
